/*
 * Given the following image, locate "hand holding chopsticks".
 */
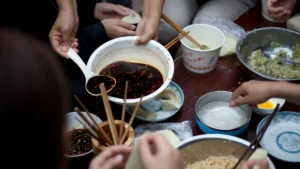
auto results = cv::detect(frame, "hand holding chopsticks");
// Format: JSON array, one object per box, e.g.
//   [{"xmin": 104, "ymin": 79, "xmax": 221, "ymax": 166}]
[
  {"xmin": 233, "ymin": 104, "xmax": 280, "ymax": 169},
  {"xmin": 162, "ymin": 13, "xmax": 205, "ymax": 50}
]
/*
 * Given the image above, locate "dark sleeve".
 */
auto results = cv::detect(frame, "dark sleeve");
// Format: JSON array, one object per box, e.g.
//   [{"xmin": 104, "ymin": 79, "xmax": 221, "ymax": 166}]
[{"xmin": 76, "ymin": 22, "xmax": 109, "ymax": 63}]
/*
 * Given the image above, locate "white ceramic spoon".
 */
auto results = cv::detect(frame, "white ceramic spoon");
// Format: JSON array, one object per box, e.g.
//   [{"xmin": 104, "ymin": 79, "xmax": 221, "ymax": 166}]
[{"xmin": 67, "ymin": 48, "xmax": 116, "ymax": 96}]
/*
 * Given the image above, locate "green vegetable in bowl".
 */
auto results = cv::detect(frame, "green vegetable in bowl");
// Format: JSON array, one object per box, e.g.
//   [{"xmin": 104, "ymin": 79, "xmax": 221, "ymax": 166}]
[
  {"xmin": 292, "ymin": 44, "xmax": 300, "ymax": 60},
  {"xmin": 249, "ymin": 47, "xmax": 300, "ymax": 79},
  {"xmin": 270, "ymin": 41, "xmax": 280, "ymax": 49},
  {"xmin": 190, "ymin": 44, "xmax": 210, "ymax": 50}
]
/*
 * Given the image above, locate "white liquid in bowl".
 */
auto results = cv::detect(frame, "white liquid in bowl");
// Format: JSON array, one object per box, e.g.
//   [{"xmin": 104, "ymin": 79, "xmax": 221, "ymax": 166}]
[{"xmin": 198, "ymin": 101, "xmax": 247, "ymax": 130}]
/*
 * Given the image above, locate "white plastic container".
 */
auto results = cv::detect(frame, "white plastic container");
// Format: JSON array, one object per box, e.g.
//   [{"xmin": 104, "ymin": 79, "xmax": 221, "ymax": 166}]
[
  {"xmin": 87, "ymin": 36, "xmax": 174, "ymax": 106},
  {"xmin": 180, "ymin": 24, "xmax": 225, "ymax": 73}
]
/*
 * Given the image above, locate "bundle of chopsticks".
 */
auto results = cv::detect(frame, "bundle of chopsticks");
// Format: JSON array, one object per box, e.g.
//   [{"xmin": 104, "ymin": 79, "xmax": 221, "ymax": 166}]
[
  {"xmin": 74, "ymin": 81, "xmax": 142, "ymax": 146},
  {"xmin": 232, "ymin": 104, "xmax": 280, "ymax": 169},
  {"xmin": 162, "ymin": 13, "xmax": 206, "ymax": 50}
]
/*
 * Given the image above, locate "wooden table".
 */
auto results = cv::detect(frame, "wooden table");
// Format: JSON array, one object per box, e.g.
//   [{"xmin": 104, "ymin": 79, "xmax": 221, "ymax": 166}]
[{"xmin": 70, "ymin": 5, "xmax": 300, "ymax": 169}]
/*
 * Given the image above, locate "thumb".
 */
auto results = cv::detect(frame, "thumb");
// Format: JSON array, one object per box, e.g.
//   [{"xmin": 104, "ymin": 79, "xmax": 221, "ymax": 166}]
[
  {"xmin": 259, "ymin": 159, "xmax": 269, "ymax": 169},
  {"xmin": 135, "ymin": 31, "xmax": 154, "ymax": 45},
  {"xmin": 101, "ymin": 154, "xmax": 123, "ymax": 169},
  {"xmin": 61, "ymin": 32, "xmax": 72, "ymax": 52}
]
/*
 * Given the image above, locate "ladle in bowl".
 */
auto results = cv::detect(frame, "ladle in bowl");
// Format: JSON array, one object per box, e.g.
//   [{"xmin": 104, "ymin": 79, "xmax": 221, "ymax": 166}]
[{"xmin": 67, "ymin": 48, "xmax": 116, "ymax": 96}]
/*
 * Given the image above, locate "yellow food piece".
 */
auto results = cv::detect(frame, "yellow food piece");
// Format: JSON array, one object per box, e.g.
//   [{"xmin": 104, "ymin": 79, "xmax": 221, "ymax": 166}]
[{"xmin": 257, "ymin": 100, "xmax": 274, "ymax": 109}]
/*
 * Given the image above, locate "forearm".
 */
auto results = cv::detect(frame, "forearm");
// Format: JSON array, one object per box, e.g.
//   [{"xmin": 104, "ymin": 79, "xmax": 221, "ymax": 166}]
[
  {"xmin": 142, "ymin": 0, "xmax": 165, "ymax": 21},
  {"xmin": 56, "ymin": 0, "xmax": 77, "ymax": 11},
  {"xmin": 271, "ymin": 82, "xmax": 300, "ymax": 105}
]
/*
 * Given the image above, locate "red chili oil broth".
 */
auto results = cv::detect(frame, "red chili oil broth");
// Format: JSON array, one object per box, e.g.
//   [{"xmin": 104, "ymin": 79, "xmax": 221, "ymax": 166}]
[
  {"xmin": 99, "ymin": 61, "xmax": 163, "ymax": 99},
  {"xmin": 65, "ymin": 129, "xmax": 92, "ymax": 156}
]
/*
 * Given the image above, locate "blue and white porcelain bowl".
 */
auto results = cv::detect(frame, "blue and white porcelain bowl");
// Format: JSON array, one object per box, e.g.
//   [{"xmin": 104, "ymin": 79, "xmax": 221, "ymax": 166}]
[{"xmin": 257, "ymin": 111, "xmax": 300, "ymax": 163}]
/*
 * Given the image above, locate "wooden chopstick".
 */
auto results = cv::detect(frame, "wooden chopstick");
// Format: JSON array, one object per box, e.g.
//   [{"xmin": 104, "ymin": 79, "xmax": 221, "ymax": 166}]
[
  {"xmin": 99, "ymin": 83, "xmax": 119, "ymax": 145},
  {"xmin": 119, "ymin": 81, "xmax": 129, "ymax": 144},
  {"xmin": 165, "ymin": 31, "xmax": 190, "ymax": 49},
  {"xmin": 161, "ymin": 13, "xmax": 205, "ymax": 50},
  {"xmin": 232, "ymin": 104, "xmax": 280, "ymax": 169},
  {"xmin": 74, "ymin": 107, "xmax": 97, "ymax": 132},
  {"xmin": 120, "ymin": 96, "xmax": 143, "ymax": 144},
  {"xmin": 74, "ymin": 97, "xmax": 113, "ymax": 145}
]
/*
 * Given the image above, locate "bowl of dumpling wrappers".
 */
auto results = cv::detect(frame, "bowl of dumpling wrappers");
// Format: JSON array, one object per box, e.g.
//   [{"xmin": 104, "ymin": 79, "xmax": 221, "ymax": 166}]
[
  {"xmin": 126, "ymin": 81, "xmax": 184, "ymax": 122},
  {"xmin": 236, "ymin": 27, "xmax": 300, "ymax": 81},
  {"xmin": 176, "ymin": 134, "xmax": 276, "ymax": 169}
]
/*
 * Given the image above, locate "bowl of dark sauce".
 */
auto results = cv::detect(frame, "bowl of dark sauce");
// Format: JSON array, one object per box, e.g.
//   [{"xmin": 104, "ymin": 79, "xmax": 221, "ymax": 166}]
[
  {"xmin": 87, "ymin": 36, "xmax": 174, "ymax": 105},
  {"xmin": 64, "ymin": 112, "xmax": 102, "ymax": 158}
]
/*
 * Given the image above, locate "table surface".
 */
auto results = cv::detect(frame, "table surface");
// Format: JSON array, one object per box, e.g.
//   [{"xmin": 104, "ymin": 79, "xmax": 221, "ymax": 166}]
[{"xmin": 70, "ymin": 5, "xmax": 300, "ymax": 169}]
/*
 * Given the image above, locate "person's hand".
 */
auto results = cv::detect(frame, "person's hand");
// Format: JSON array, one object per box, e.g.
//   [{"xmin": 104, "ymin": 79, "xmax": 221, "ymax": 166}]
[
  {"xmin": 94, "ymin": 2, "xmax": 138, "ymax": 20},
  {"xmin": 230, "ymin": 80, "xmax": 275, "ymax": 107},
  {"xmin": 139, "ymin": 133, "xmax": 184, "ymax": 169},
  {"xmin": 102, "ymin": 19, "xmax": 136, "ymax": 39},
  {"xmin": 240, "ymin": 159, "xmax": 269, "ymax": 169},
  {"xmin": 89, "ymin": 145, "xmax": 132, "ymax": 169},
  {"xmin": 135, "ymin": 18, "xmax": 159, "ymax": 45},
  {"xmin": 49, "ymin": 8, "xmax": 79, "ymax": 58},
  {"xmin": 267, "ymin": 0, "xmax": 295, "ymax": 22}
]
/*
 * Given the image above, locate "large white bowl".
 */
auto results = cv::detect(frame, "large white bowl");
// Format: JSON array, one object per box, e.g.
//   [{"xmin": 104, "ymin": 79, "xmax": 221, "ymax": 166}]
[{"xmin": 87, "ymin": 36, "xmax": 174, "ymax": 105}]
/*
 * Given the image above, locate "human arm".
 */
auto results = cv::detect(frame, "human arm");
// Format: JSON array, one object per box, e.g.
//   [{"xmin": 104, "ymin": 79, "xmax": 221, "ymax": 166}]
[
  {"xmin": 135, "ymin": 0, "xmax": 165, "ymax": 44},
  {"xmin": 88, "ymin": 145, "xmax": 132, "ymax": 169},
  {"xmin": 138, "ymin": 133, "xmax": 184, "ymax": 169},
  {"xmin": 49, "ymin": 0, "xmax": 79, "ymax": 58},
  {"xmin": 230, "ymin": 80, "xmax": 300, "ymax": 107}
]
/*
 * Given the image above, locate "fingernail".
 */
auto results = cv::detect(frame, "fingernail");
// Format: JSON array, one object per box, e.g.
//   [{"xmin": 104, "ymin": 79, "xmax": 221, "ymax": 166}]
[
  {"xmin": 114, "ymin": 155, "xmax": 123, "ymax": 162},
  {"xmin": 134, "ymin": 40, "xmax": 139, "ymax": 45},
  {"xmin": 62, "ymin": 45, "xmax": 68, "ymax": 52},
  {"xmin": 131, "ymin": 25, "xmax": 136, "ymax": 30},
  {"xmin": 229, "ymin": 102, "xmax": 235, "ymax": 107}
]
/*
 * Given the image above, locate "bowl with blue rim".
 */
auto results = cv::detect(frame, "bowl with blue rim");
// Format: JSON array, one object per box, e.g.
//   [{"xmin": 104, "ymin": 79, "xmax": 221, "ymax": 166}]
[
  {"xmin": 257, "ymin": 111, "xmax": 300, "ymax": 163},
  {"xmin": 195, "ymin": 91, "xmax": 252, "ymax": 136}
]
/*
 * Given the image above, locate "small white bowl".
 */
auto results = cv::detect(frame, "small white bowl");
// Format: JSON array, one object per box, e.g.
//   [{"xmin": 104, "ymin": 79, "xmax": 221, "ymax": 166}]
[
  {"xmin": 87, "ymin": 36, "xmax": 174, "ymax": 106},
  {"xmin": 64, "ymin": 112, "xmax": 102, "ymax": 158},
  {"xmin": 253, "ymin": 98, "xmax": 286, "ymax": 116}
]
